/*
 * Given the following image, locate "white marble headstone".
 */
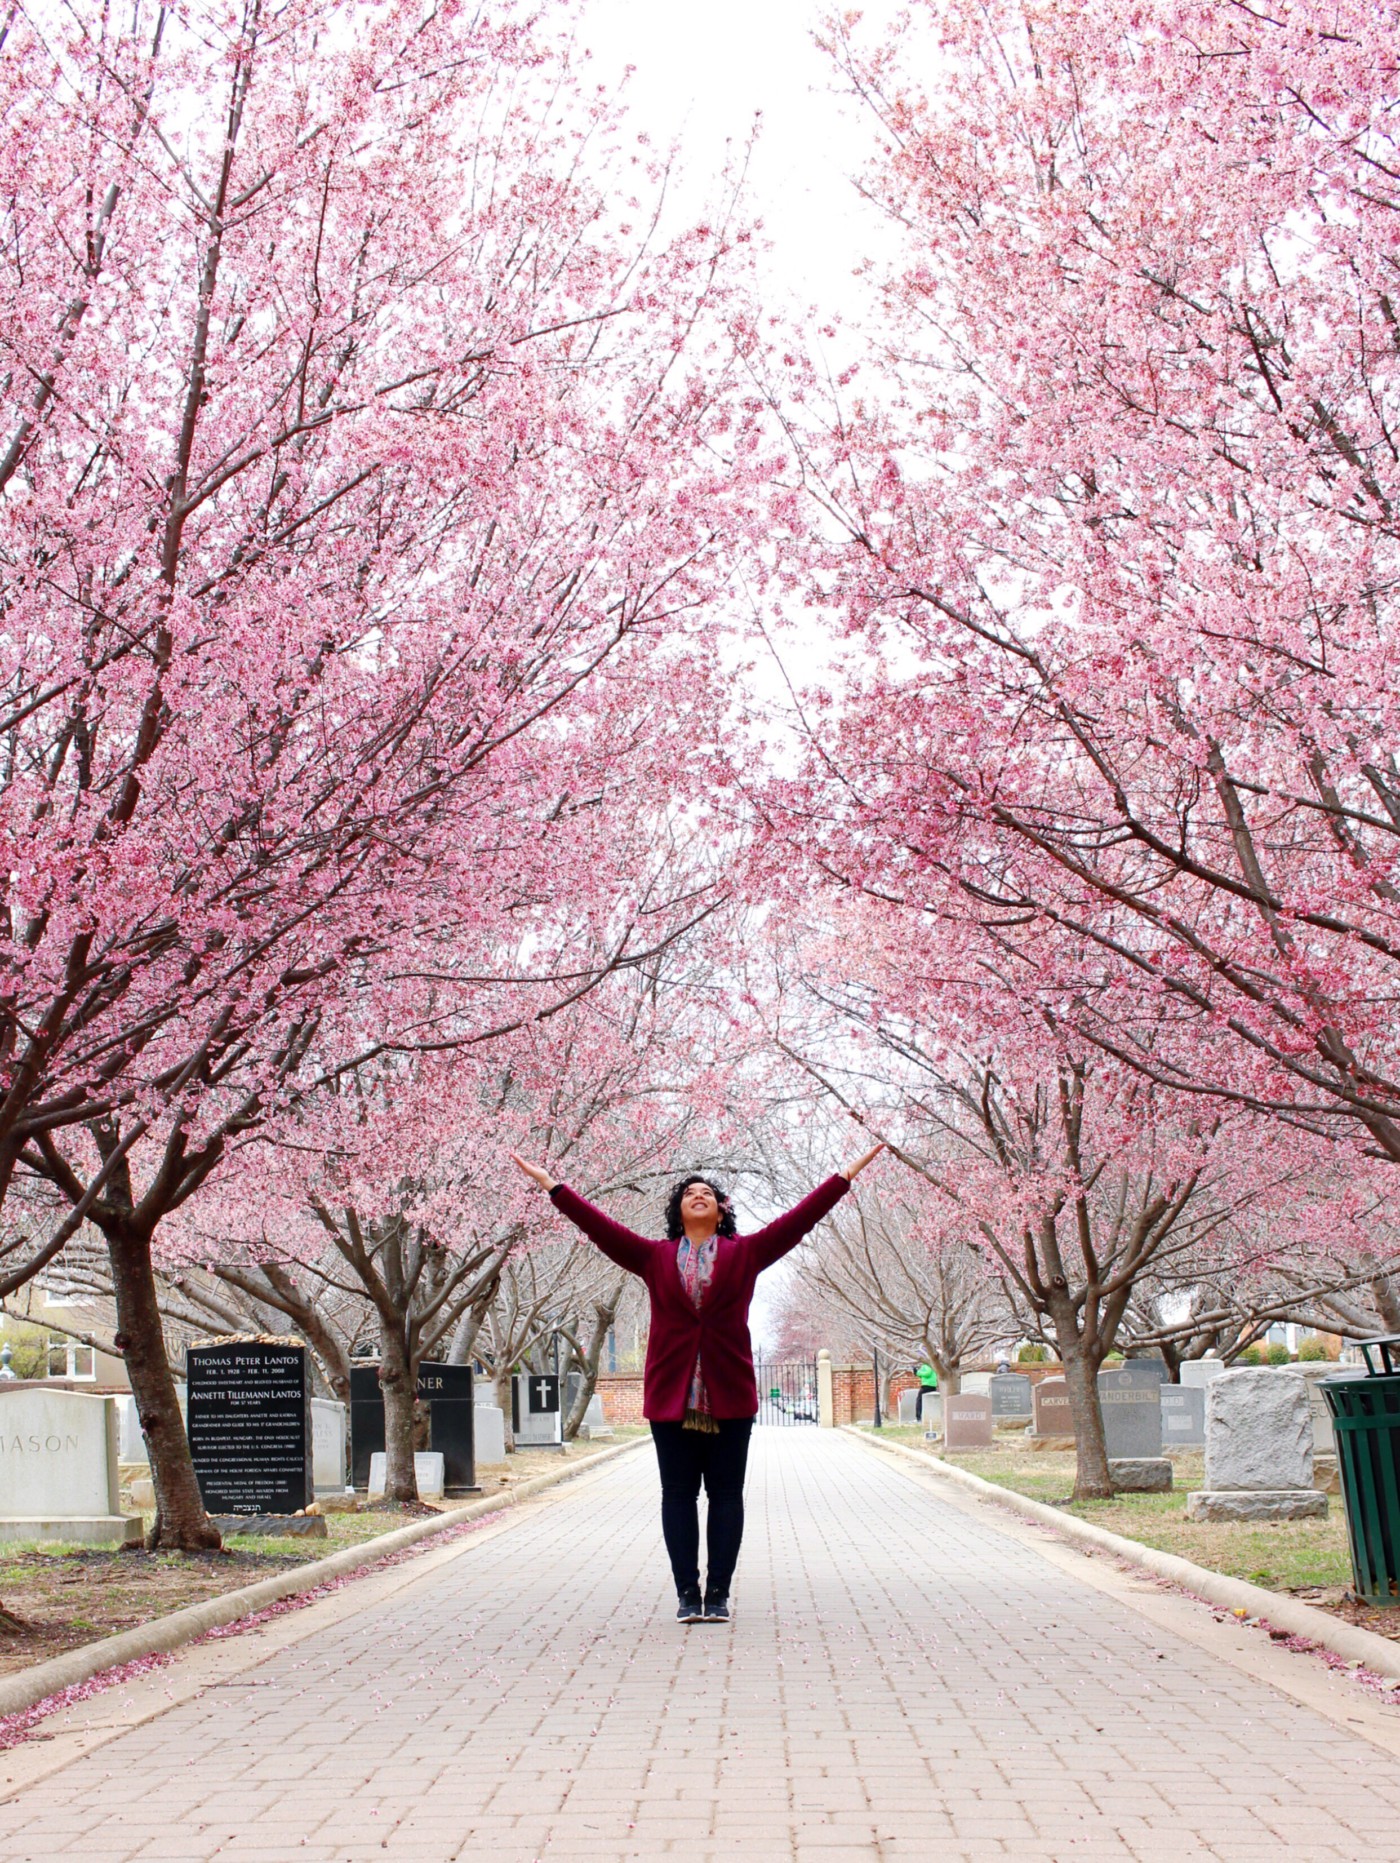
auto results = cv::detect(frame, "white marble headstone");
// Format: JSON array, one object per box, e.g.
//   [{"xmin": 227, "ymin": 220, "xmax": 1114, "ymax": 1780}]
[
  {"xmin": 0, "ymin": 1387, "xmax": 120, "ymax": 1517},
  {"xmin": 312, "ymin": 1398, "xmax": 348, "ymax": 1491},
  {"xmin": 367, "ymin": 1451, "xmax": 444, "ymax": 1501}
]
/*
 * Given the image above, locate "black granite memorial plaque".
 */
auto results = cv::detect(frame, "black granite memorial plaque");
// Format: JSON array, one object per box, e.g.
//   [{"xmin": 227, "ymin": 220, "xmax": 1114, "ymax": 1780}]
[
  {"xmin": 187, "ymin": 1341, "xmax": 312, "ymax": 1516},
  {"xmin": 349, "ymin": 1361, "xmax": 478, "ymax": 1495}
]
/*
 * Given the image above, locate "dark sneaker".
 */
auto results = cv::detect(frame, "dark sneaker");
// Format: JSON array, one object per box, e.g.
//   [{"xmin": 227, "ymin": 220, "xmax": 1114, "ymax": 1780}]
[
  {"xmin": 676, "ymin": 1588, "xmax": 704, "ymax": 1623},
  {"xmin": 702, "ymin": 1593, "xmax": 730, "ymax": 1623}
]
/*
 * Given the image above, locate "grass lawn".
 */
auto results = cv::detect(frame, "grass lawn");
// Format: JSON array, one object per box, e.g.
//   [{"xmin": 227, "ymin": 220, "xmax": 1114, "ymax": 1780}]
[
  {"xmin": 0, "ymin": 1436, "xmax": 631, "ymax": 1682},
  {"xmin": 863, "ymin": 1426, "xmax": 1352, "ymax": 1594}
]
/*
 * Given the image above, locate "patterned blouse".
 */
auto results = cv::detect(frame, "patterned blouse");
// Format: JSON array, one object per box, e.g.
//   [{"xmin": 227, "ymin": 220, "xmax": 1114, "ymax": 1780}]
[{"xmin": 675, "ymin": 1235, "xmax": 718, "ymax": 1431}]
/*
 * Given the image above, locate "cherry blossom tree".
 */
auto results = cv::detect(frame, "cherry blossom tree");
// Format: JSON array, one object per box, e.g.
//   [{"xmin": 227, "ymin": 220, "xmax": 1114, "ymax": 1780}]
[
  {"xmin": 793, "ymin": 0, "xmax": 1400, "ymax": 1182},
  {"xmin": 756, "ymin": 900, "xmax": 1351, "ymax": 1497},
  {"xmin": 0, "ymin": 0, "xmax": 772, "ymax": 1546}
]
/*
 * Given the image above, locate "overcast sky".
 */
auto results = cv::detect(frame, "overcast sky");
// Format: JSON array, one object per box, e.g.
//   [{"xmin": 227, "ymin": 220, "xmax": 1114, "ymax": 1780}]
[
  {"xmin": 577, "ymin": 0, "xmax": 894, "ymax": 329},
  {"xmin": 573, "ymin": 3, "xmax": 899, "ymax": 1344}
]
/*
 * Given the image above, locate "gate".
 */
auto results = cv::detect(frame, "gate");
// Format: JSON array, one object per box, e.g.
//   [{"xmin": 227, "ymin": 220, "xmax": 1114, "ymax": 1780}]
[{"xmin": 754, "ymin": 1357, "xmax": 819, "ymax": 1426}]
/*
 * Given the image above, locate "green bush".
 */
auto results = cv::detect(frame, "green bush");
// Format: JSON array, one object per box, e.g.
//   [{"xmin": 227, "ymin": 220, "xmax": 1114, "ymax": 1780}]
[
  {"xmin": 1016, "ymin": 1344, "xmax": 1049, "ymax": 1364},
  {"xmin": 1297, "ymin": 1338, "xmax": 1329, "ymax": 1362},
  {"xmin": 1239, "ymin": 1345, "xmax": 1264, "ymax": 1365},
  {"xmin": 1266, "ymin": 1343, "xmax": 1292, "ymax": 1366},
  {"xmin": 0, "ymin": 1322, "xmax": 47, "ymax": 1379}
]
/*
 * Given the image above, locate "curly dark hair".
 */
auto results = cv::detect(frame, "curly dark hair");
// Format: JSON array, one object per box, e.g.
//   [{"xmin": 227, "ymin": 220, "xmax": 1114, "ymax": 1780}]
[{"xmin": 664, "ymin": 1175, "xmax": 737, "ymax": 1241}]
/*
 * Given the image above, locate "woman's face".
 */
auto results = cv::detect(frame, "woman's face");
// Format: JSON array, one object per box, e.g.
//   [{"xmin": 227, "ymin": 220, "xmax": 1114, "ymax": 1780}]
[{"xmin": 681, "ymin": 1180, "xmax": 720, "ymax": 1230}]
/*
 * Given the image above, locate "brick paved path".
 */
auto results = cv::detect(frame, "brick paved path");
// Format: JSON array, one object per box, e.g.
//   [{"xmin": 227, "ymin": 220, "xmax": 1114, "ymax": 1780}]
[{"xmin": 7, "ymin": 1431, "xmax": 1400, "ymax": 1862}]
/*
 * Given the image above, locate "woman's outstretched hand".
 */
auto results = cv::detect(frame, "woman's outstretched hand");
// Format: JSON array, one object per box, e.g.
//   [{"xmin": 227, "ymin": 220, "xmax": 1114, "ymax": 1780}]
[
  {"xmin": 842, "ymin": 1142, "xmax": 886, "ymax": 1182},
  {"xmin": 510, "ymin": 1152, "xmax": 558, "ymax": 1192}
]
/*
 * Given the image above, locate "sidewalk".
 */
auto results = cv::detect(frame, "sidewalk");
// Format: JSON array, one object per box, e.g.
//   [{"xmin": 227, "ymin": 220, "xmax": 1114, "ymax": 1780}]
[{"xmin": 5, "ymin": 1430, "xmax": 1400, "ymax": 1861}]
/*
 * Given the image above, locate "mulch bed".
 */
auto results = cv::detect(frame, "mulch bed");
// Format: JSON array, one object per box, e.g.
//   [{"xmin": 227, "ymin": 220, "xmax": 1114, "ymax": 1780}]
[
  {"xmin": 0, "ymin": 1440, "xmax": 628, "ymax": 1682},
  {"xmin": 0, "ymin": 1545, "xmax": 307, "ymax": 1679}
]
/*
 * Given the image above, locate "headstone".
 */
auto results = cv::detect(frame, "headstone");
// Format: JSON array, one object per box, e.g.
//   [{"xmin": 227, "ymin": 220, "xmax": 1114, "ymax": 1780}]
[
  {"xmin": 1203, "ymin": 1368, "xmax": 1311, "ymax": 1491},
  {"xmin": 368, "ymin": 1451, "xmax": 445, "ymax": 1501},
  {"xmin": 920, "ymin": 1393, "xmax": 943, "ymax": 1436},
  {"xmin": 0, "ymin": 1386, "xmax": 141, "ymax": 1545},
  {"xmin": 1160, "ymin": 1384, "xmax": 1205, "ymax": 1448},
  {"xmin": 897, "ymin": 1388, "xmax": 920, "ymax": 1425},
  {"xmin": 116, "ymin": 1394, "xmax": 146, "ymax": 1465},
  {"xmin": 187, "ymin": 1341, "xmax": 312, "ymax": 1517},
  {"xmin": 116, "ymin": 1385, "xmax": 186, "ymax": 1467},
  {"xmin": 1097, "ymin": 1365, "xmax": 1163, "ymax": 1457},
  {"xmin": 989, "ymin": 1373, "xmax": 1033, "ymax": 1419},
  {"xmin": 1185, "ymin": 1368, "xmax": 1326, "ymax": 1521},
  {"xmin": 959, "ymin": 1372, "xmax": 993, "ymax": 1396},
  {"xmin": 1120, "ymin": 1355, "xmax": 1170, "ymax": 1385},
  {"xmin": 512, "ymin": 1372, "xmax": 563, "ymax": 1447},
  {"xmin": 350, "ymin": 1361, "xmax": 478, "ymax": 1494},
  {"xmin": 474, "ymin": 1405, "xmax": 506, "ymax": 1463},
  {"xmin": 1180, "ymin": 1358, "xmax": 1225, "ymax": 1390},
  {"xmin": 1031, "ymin": 1378, "xmax": 1075, "ymax": 1439},
  {"xmin": 1288, "ymin": 1364, "xmax": 1364, "ymax": 1454},
  {"xmin": 943, "ymin": 1393, "xmax": 993, "ymax": 1449},
  {"xmin": 582, "ymin": 1394, "xmax": 613, "ymax": 1438},
  {"xmin": 312, "ymin": 1398, "xmax": 348, "ymax": 1492}
]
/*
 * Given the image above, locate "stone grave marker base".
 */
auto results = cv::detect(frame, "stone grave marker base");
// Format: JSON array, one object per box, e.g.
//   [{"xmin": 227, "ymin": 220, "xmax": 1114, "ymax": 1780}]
[
  {"xmin": 1185, "ymin": 1489, "xmax": 1327, "ymax": 1522},
  {"xmin": 1313, "ymin": 1452, "xmax": 1340, "ymax": 1496},
  {"xmin": 1109, "ymin": 1458, "xmax": 1172, "ymax": 1492},
  {"xmin": 210, "ymin": 1513, "xmax": 328, "ymax": 1538},
  {"xmin": 316, "ymin": 1491, "xmax": 360, "ymax": 1513},
  {"xmin": 1029, "ymin": 1434, "xmax": 1076, "ymax": 1453},
  {"xmin": 0, "ymin": 1515, "xmax": 142, "ymax": 1547}
]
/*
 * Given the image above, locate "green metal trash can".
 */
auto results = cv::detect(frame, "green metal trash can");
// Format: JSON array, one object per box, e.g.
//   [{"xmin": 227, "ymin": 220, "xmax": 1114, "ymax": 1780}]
[{"xmin": 1323, "ymin": 1337, "xmax": 1400, "ymax": 1607}]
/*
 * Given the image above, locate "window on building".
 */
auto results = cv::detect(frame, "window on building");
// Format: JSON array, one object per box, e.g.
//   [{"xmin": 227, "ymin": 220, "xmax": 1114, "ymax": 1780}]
[{"xmin": 46, "ymin": 1339, "xmax": 96, "ymax": 1380}]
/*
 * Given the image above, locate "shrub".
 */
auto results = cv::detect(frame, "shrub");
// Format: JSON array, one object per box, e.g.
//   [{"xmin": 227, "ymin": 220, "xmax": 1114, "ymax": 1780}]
[
  {"xmin": 1016, "ymin": 1344, "xmax": 1049, "ymax": 1364},
  {"xmin": 1239, "ymin": 1345, "xmax": 1264, "ymax": 1366},
  {"xmin": 1266, "ymin": 1343, "xmax": 1292, "ymax": 1366},
  {"xmin": 1297, "ymin": 1339, "xmax": 1329, "ymax": 1362}
]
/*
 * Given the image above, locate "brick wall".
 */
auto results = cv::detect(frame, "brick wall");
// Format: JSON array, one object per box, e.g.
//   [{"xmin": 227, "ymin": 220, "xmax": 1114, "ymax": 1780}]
[{"xmin": 594, "ymin": 1373, "xmax": 646, "ymax": 1425}]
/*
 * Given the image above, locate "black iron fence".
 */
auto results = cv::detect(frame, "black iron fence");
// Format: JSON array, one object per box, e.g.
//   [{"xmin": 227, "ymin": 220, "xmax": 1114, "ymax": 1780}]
[{"xmin": 754, "ymin": 1358, "xmax": 819, "ymax": 1426}]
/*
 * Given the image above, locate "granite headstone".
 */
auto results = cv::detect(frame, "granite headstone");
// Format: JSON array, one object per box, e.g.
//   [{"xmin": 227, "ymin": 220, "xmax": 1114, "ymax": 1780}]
[
  {"xmin": 1203, "ymin": 1368, "xmax": 1312, "ymax": 1491},
  {"xmin": 989, "ymin": 1373, "xmax": 1033, "ymax": 1419},
  {"xmin": 188, "ymin": 1341, "xmax": 313, "ymax": 1516},
  {"xmin": 943, "ymin": 1393, "xmax": 993, "ymax": 1449},
  {"xmin": 1032, "ymin": 1378, "xmax": 1075, "ymax": 1437},
  {"xmin": 350, "ymin": 1361, "xmax": 478, "ymax": 1494},
  {"xmin": 1098, "ymin": 1365, "xmax": 1164, "ymax": 1457},
  {"xmin": 1160, "ymin": 1384, "xmax": 1205, "ymax": 1448}
]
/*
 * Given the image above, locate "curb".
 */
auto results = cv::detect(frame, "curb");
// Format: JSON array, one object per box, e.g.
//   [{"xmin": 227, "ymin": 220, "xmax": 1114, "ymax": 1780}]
[
  {"xmin": 0, "ymin": 1436, "xmax": 646, "ymax": 1719},
  {"xmin": 846, "ymin": 1427, "xmax": 1400, "ymax": 1683}
]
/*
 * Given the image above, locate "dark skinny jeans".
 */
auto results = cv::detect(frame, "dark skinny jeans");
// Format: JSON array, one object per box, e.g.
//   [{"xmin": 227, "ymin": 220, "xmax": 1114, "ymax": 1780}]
[{"xmin": 649, "ymin": 1418, "xmax": 754, "ymax": 1599}]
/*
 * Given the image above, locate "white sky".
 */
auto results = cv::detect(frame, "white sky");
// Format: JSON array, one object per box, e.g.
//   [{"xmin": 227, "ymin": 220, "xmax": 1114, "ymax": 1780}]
[
  {"xmin": 577, "ymin": 0, "xmax": 894, "ymax": 329},
  {"xmin": 573, "ymin": 2, "xmax": 901, "ymax": 1346}
]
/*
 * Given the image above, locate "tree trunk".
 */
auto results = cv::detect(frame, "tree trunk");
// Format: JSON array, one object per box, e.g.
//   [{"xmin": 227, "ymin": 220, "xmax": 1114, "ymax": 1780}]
[
  {"xmin": 495, "ymin": 1367, "xmax": 515, "ymax": 1451},
  {"xmin": 378, "ymin": 1329, "xmax": 420, "ymax": 1504},
  {"xmin": 108, "ymin": 1227, "xmax": 221, "ymax": 1551},
  {"xmin": 1060, "ymin": 1344, "xmax": 1112, "ymax": 1500},
  {"xmin": 563, "ymin": 1291, "xmax": 622, "ymax": 1440}
]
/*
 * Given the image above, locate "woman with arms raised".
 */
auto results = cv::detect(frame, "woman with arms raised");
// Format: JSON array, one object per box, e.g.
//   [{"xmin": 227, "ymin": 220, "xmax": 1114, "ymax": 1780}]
[{"xmin": 509, "ymin": 1144, "xmax": 884, "ymax": 1624}]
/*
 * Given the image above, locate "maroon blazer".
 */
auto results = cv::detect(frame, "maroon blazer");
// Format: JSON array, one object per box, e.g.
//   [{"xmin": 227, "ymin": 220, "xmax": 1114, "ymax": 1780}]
[{"xmin": 548, "ymin": 1176, "xmax": 850, "ymax": 1421}]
